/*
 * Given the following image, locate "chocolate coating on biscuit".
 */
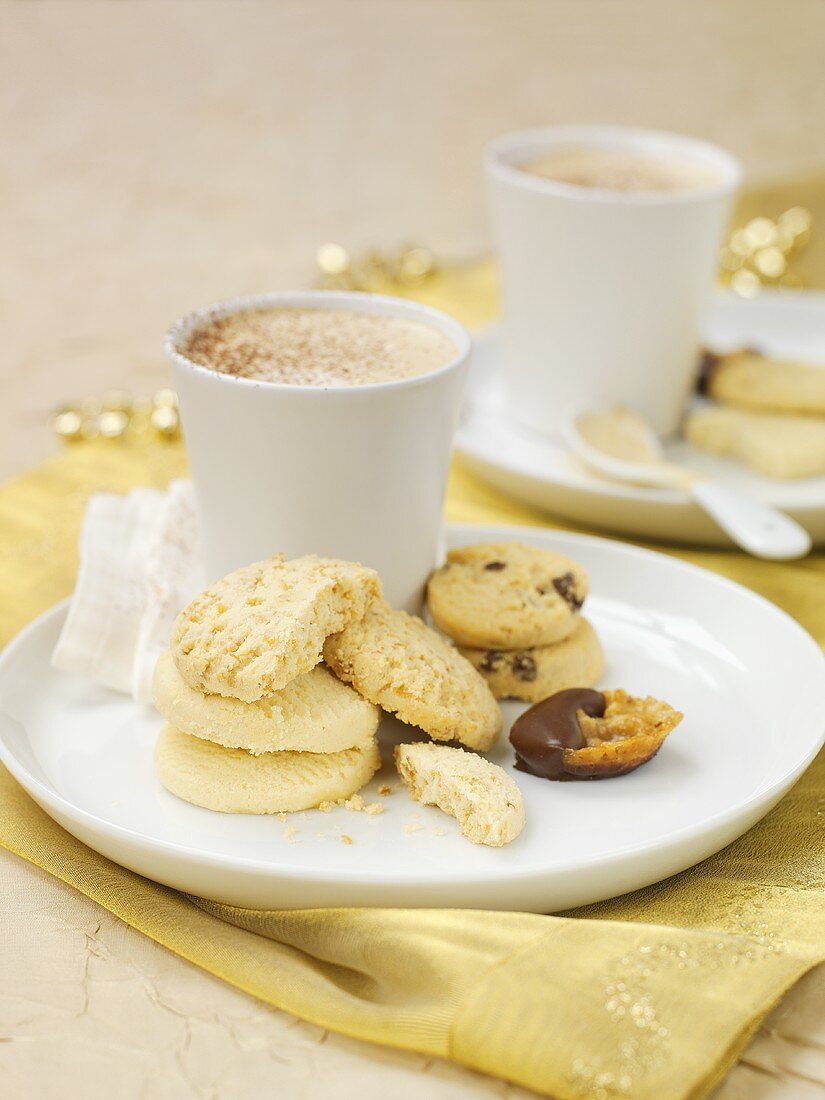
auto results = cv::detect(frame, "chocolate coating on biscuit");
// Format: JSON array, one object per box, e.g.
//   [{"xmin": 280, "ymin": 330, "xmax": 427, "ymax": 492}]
[{"xmin": 510, "ymin": 688, "xmax": 605, "ymax": 779}]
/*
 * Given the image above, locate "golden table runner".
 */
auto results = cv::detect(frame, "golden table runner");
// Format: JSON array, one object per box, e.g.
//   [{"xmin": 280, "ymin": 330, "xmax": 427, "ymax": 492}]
[{"xmin": 2, "ymin": 196, "xmax": 825, "ymax": 1098}]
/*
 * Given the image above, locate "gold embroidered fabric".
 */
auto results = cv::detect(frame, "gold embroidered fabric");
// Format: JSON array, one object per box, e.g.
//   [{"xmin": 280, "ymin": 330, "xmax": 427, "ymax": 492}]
[{"xmin": 1, "ymin": 185, "xmax": 824, "ymax": 1098}]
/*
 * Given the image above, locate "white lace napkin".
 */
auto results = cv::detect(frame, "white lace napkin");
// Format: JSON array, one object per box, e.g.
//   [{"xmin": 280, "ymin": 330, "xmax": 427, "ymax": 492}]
[{"xmin": 52, "ymin": 480, "xmax": 204, "ymax": 703}]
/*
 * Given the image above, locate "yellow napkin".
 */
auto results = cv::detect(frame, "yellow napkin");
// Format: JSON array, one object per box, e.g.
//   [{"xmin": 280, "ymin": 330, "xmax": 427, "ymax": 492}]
[{"xmin": 2, "ymin": 213, "xmax": 825, "ymax": 1098}]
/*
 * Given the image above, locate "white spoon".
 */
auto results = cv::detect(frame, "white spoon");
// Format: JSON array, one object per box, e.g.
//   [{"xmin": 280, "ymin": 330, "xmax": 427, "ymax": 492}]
[{"xmin": 564, "ymin": 407, "xmax": 812, "ymax": 560}]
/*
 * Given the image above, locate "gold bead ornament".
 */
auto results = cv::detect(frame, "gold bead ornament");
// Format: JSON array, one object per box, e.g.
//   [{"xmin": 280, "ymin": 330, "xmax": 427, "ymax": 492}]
[
  {"xmin": 315, "ymin": 242, "xmax": 438, "ymax": 292},
  {"xmin": 52, "ymin": 407, "xmax": 83, "ymax": 442},
  {"xmin": 150, "ymin": 404, "xmax": 180, "ymax": 437},
  {"xmin": 98, "ymin": 409, "xmax": 129, "ymax": 439},
  {"xmin": 52, "ymin": 389, "xmax": 181, "ymax": 443},
  {"xmin": 316, "ymin": 243, "xmax": 350, "ymax": 278},
  {"xmin": 719, "ymin": 206, "xmax": 812, "ymax": 296}
]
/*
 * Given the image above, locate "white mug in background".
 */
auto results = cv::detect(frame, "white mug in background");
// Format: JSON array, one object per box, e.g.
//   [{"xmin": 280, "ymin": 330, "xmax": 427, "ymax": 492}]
[
  {"xmin": 485, "ymin": 125, "xmax": 742, "ymax": 438},
  {"xmin": 165, "ymin": 291, "xmax": 471, "ymax": 611}
]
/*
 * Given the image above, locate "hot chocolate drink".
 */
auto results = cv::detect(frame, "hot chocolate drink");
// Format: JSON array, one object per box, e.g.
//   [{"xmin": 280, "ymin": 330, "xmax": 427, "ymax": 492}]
[
  {"xmin": 181, "ymin": 307, "xmax": 457, "ymax": 386},
  {"xmin": 519, "ymin": 145, "xmax": 721, "ymax": 193}
]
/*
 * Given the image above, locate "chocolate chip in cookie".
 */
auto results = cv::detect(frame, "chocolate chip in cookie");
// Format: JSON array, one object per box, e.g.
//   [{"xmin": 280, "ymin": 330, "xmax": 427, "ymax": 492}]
[
  {"xmin": 551, "ymin": 572, "xmax": 584, "ymax": 612},
  {"xmin": 511, "ymin": 653, "xmax": 537, "ymax": 682},
  {"xmin": 479, "ymin": 650, "xmax": 506, "ymax": 672}
]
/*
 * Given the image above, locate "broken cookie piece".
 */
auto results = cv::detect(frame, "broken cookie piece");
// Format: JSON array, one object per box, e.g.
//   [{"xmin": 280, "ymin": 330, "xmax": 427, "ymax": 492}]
[{"xmin": 394, "ymin": 742, "xmax": 525, "ymax": 846}]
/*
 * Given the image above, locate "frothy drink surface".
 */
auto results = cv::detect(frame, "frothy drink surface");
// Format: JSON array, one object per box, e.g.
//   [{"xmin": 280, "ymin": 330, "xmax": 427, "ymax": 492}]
[
  {"xmin": 520, "ymin": 145, "xmax": 720, "ymax": 193},
  {"xmin": 181, "ymin": 307, "xmax": 457, "ymax": 386}
]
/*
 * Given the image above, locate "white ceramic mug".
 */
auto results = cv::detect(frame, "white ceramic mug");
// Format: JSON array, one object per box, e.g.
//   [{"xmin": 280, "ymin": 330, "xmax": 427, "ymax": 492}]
[
  {"xmin": 485, "ymin": 125, "xmax": 742, "ymax": 437},
  {"xmin": 165, "ymin": 290, "xmax": 471, "ymax": 611}
]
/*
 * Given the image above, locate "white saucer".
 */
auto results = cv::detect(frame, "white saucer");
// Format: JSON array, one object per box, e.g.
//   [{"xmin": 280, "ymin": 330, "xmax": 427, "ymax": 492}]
[
  {"xmin": 456, "ymin": 291, "xmax": 825, "ymax": 546},
  {"xmin": 2, "ymin": 523, "xmax": 823, "ymax": 913}
]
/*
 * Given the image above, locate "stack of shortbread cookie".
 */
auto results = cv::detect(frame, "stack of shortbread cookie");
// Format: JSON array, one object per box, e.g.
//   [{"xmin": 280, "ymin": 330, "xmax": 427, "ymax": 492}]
[
  {"xmin": 427, "ymin": 541, "xmax": 604, "ymax": 703},
  {"xmin": 153, "ymin": 555, "xmax": 385, "ymax": 813},
  {"xmin": 153, "ymin": 553, "xmax": 503, "ymax": 816}
]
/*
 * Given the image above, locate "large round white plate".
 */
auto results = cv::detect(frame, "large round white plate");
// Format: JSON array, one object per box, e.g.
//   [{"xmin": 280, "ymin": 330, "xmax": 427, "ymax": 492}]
[
  {"xmin": 457, "ymin": 290, "xmax": 825, "ymax": 546},
  {"xmin": 1, "ymin": 524, "xmax": 823, "ymax": 913}
]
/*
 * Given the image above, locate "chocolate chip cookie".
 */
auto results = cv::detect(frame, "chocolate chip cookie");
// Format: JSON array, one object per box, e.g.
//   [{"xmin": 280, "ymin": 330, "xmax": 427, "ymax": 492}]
[
  {"xmin": 459, "ymin": 617, "xmax": 604, "ymax": 703},
  {"xmin": 427, "ymin": 541, "xmax": 588, "ymax": 649}
]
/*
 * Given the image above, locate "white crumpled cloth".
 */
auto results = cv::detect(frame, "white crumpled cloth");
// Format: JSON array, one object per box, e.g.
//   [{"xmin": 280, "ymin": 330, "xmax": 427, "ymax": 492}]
[{"xmin": 51, "ymin": 480, "xmax": 203, "ymax": 704}]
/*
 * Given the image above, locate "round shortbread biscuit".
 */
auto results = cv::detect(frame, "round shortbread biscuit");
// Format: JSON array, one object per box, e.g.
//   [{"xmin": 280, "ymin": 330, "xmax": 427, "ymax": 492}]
[
  {"xmin": 323, "ymin": 599, "xmax": 502, "ymax": 750},
  {"xmin": 171, "ymin": 555, "xmax": 381, "ymax": 702},
  {"xmin": 459, "ymin": 618, "xmax": 605, "ymax": 704},
  {"xmin": 152, "ymin": 650, "xmax": 380, "ymax": 754},
  {"xmin": 427, "ymin": 541, "xmax": 588, "ymax": 649},
  {"xmin": 155, "ymin": 725, "xmax": 381, "ymax": 814},
  {"xmin": 394, "ymin": 742, "xmax": 525, "ymax": 847}
]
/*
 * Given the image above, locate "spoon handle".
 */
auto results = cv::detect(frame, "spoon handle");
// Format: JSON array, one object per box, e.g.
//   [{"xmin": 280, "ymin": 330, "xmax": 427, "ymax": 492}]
[{"xmin": 690, "ymin": 481, "xmax": 812, "ymax": 560}]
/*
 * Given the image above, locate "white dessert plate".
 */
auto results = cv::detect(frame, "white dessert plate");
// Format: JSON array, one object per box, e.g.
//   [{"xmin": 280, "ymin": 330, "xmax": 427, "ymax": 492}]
[
  {"xmin": 1, "ymin": 523, "xmax": 823, "ymax": 913},
  {"xmin": 457, "ymin": 290, "xmax": 825, "ymax": 546}
]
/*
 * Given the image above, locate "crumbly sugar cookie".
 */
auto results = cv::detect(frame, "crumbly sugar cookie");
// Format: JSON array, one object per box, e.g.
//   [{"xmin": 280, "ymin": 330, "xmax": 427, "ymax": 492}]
[
  {"xmin": 700, "ymin": 349, "xmax": 825, "ymax": 416},
  {"xmin": 323, "ymin": 599, "xmax": 502, "ymax": 750},
  {"xmin": 152, "ymin": 650, "xmax": 380, "ymax": 754},
  {"xmin": 155, "ymin": 725, "xmax": 381, "ymax": 813},
  {"xmin": 394, "ymin": 742, "xmax": 525, "ymax": 846},
  {"xmin": 426, "ymin": 541, "xmax": 588, "ymax": 648},
  {"xmin": 684, "ymin": 405, "xmax": 825, "ymax": 479},
  {"xmin": 459, "ymin": 618, "xmax": 605, "ymax": 703},
  {"xmin": 171, "ymin": 555, "xmax": 381, "ymax": 702}
]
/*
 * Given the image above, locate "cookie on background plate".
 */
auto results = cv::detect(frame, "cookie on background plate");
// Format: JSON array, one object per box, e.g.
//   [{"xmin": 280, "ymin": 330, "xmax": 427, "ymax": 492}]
[
  {"xmin": 427, "ymin": 541, "xmax": 588, "ymax": 649},
  {"xmin": 153, "ymin": 651, "xmax": 380, "ymax": 754},
  {"xmin": 323, "ymin": 598, "xmax": 502, "ymax": 751},
  {"xmin": 700, "ymin": 349, "xmax": 825, "ymax": 416},
  {"xmin": 460, "ymin": 618, "xmax": 605, "ymax": 703},
  {"xmin": 171, "ymin": 555, "xmax": 381, "ymax": 703},
  {"xmin": 155, "ymin": 725, "xmax": 381, "ymax": 814},
  {"xmin": 684, "ymin": 405, "xmax": 825, "ymax": 479},
  {"xmin": 395, "ymin": 742, "xmax": 525, "ymax": 846}
]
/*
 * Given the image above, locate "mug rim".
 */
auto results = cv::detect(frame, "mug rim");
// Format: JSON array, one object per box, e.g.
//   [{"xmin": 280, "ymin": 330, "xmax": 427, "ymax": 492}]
[
  {"xmin": 484, "ymin": 123, "xmax": 743, "ymax": 206},
  {"xmin": 165, "ymin": 289, "xmax": 472, "ymax": 395}
]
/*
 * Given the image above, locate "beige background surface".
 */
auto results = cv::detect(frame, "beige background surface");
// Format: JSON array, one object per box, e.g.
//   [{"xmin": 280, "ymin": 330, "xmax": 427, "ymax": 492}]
[{"xmin": 2, "ymin": 2, "xmax": 824, "ymax": 1097}]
